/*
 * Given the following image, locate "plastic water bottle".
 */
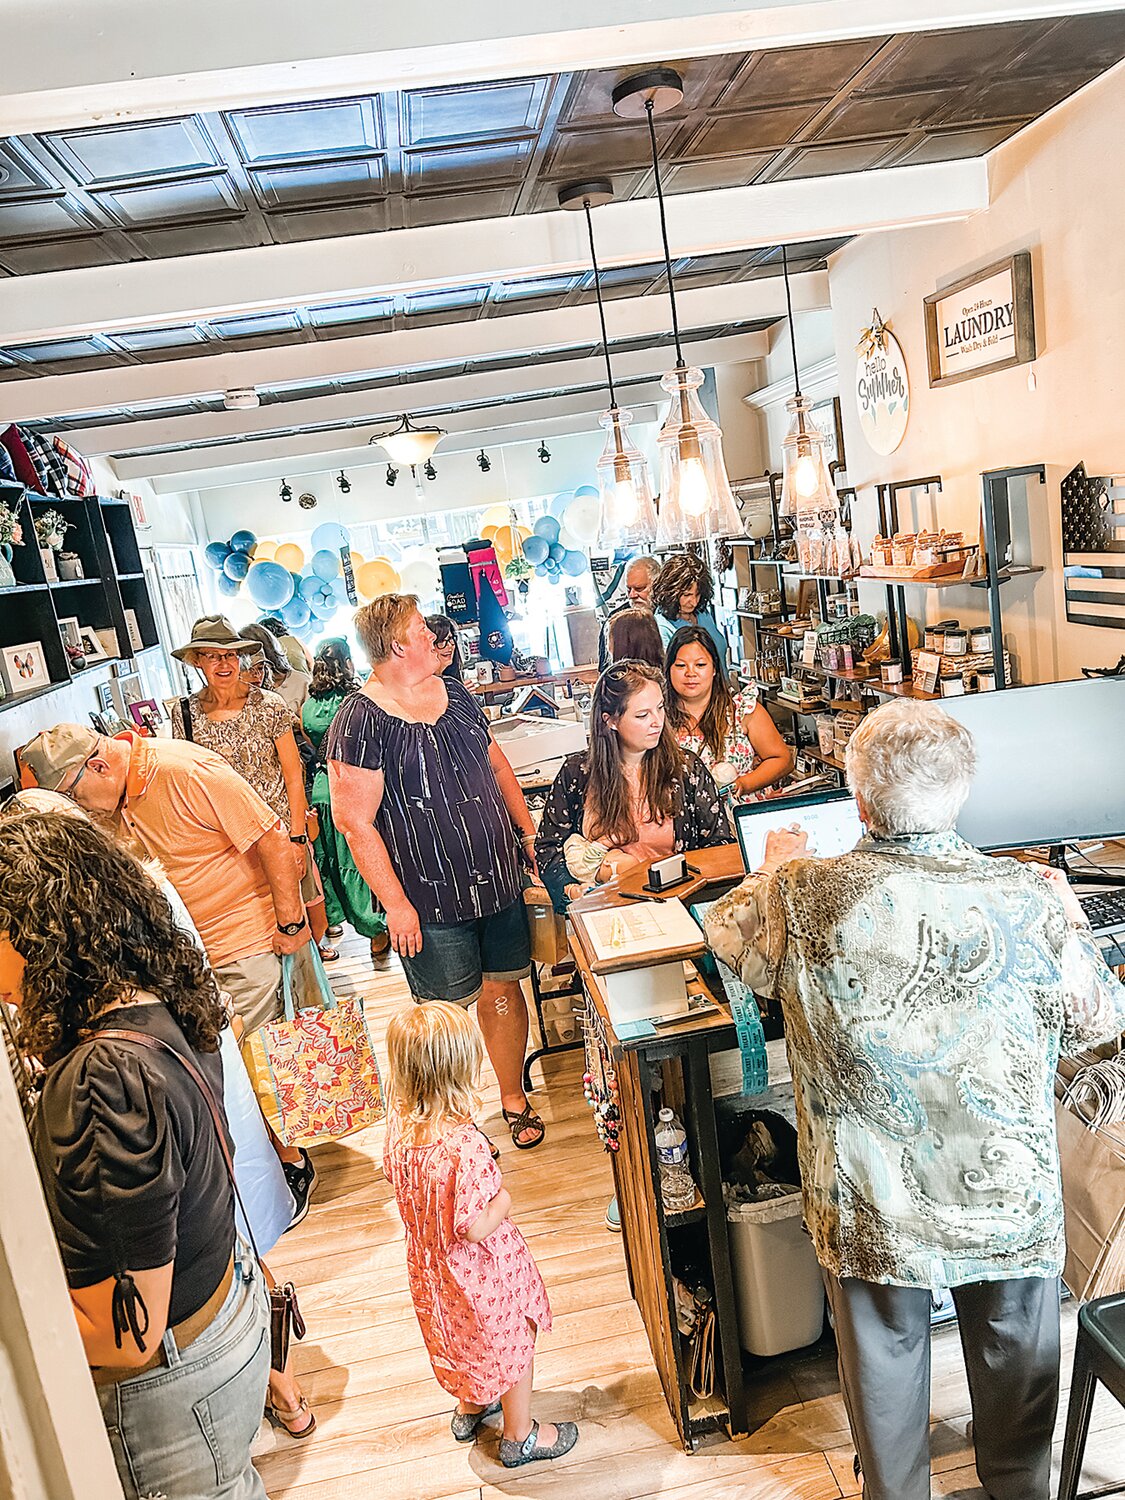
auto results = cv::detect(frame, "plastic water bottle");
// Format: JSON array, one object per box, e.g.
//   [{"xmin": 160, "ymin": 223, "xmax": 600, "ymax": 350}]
[{"xmin": 655, "ymin": 1108, "xmax": 689, "ymax": 1168}]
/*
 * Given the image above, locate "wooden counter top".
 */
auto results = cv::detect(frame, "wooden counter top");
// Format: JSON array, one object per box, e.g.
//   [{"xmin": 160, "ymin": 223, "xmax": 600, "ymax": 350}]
[{"xmin": 468, "ymin": 663, "xmax": 600, "ymax": 696}]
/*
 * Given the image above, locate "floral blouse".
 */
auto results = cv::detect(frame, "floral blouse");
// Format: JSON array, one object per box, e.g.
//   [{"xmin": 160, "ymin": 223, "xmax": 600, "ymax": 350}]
[
  {"xmin": 535, "ymin": 749, "xmax": 728, "ymax": 912},
  {"xmin": 171, "ymin": 685, "xmax": 294, "ymax": 820},
  {"xmin": 705, "ymin": 830, "xmax": 1125, "ymax": 1290},
  {"xmin": 673, "ymin": 683, "xmax": 760, "ymax": 777}
]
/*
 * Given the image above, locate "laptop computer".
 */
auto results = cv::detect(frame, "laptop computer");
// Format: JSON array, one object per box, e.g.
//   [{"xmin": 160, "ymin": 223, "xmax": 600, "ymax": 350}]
[{"xmin": 733, "ymin": 788, "xmax": 865, "ymax": 874}]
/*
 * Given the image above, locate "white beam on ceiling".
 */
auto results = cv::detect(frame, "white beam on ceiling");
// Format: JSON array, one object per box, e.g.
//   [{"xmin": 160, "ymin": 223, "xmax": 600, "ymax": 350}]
[
  {"xmin": 123, "ymin": 395, "xmax": 666, "ymax": 492},
  {"xmin": 0, "ymin": 161, "xmax": 987, "ymax": 346},
  {"xmin": 3, "ymin": 0, "xmax": 1122, "ymax": 134},
  {"xmin": 0, "ymin": 274, "xmax": 819, "ymax": 424},
  {"xmin": 73, "ymin": 332, "xmax": 759, "ymax": 458}
]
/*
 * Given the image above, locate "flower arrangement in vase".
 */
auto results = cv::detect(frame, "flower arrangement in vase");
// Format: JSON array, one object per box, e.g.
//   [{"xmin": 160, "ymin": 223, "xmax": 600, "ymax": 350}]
[
  {"xmin": 0, "ymin": 500, "xmax": 23, "ymax": 588},
  {"xmin": 34, "ymin": 509, "xmax": 72, "ymax": 551}
]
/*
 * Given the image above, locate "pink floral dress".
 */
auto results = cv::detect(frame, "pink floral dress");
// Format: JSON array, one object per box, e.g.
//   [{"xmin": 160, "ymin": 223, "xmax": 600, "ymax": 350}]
[{"xmin": 383, "ymin": 1119, "xmax": 552, "ymax": 1403}]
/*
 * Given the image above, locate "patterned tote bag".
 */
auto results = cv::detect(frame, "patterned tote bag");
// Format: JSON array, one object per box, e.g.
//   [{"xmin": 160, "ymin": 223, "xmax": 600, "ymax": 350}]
[{"xmin": 243, "ymin": 942, "xmax": 384, "ymax": 1148}]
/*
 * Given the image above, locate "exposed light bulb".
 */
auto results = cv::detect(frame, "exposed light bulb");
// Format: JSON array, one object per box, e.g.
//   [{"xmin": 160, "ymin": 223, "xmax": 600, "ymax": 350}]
[
  {"xmin": 614, "ymin": 475, "xmax": 639, "ymax": 525},
  {"xmin": 679, "ymin": 456, "xmax": 711, "ymax": 517},
  {"xmin": 794, "ymin": 452, "xmax": 819, "ymax": 499}
]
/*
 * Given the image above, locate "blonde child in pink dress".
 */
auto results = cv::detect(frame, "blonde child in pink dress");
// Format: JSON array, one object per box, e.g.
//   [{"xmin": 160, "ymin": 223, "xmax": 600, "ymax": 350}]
[{"xmin": 383, "ymin": 1002, "xmax": 579, "ymax": 1468}]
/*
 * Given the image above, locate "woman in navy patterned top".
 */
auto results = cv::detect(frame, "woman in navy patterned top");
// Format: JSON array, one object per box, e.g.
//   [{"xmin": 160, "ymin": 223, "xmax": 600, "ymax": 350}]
[{"xmin": 327, "ymin": 595, "xmax": 546, "ymax": 1150}]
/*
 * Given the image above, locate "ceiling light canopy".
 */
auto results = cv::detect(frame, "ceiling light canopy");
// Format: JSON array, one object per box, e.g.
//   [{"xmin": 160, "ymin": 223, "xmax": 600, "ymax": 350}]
[
  {"xmin": 612, "ymin": 69, "xmax": 741, "ymax": 545},
  {"xmin": 369, "ymin": 413, "xmax": 445, "ymax": 467},
  {"xmin": 559, "ymin": 177, "xmax": 657, "ymax": 551}
]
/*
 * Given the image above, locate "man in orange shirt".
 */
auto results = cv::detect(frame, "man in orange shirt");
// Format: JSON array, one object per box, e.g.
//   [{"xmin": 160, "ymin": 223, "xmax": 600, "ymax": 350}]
[{"xmin": 20, "ymin": 723, "xmax": 317, "ymax": 1218}]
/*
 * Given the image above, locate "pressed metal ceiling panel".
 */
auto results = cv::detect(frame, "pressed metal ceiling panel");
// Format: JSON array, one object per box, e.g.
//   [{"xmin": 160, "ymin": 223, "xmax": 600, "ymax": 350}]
[{"xmin": 0, "ymin": 14, "xmax": 1120, "ymax": 276}]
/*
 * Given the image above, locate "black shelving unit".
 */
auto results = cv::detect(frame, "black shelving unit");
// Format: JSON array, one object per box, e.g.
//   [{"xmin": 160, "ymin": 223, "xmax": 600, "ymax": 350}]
[{"xmin": 0, "ymin": 485, "xmax": 160, "ymax": 714}]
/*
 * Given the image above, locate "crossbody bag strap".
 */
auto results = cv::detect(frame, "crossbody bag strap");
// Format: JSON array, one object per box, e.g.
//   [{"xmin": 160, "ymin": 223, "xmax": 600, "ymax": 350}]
[
  {"xmin": 96, "ymin": 1028, "xmax": 262, "ymax": 1266},
  {"xmin": 179, "ymin": 697, "xmax": 193, "ymax": 742}
]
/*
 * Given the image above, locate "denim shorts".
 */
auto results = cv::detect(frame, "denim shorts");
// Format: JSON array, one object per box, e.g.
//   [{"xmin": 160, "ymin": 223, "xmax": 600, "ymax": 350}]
[
  {"xmin": 401, "ymin": 899, "xmax": 532, "ymax": 1006},
  {"xmin": 97, "ymin": 1252, "xmax": 270, "ymax": 1500}
]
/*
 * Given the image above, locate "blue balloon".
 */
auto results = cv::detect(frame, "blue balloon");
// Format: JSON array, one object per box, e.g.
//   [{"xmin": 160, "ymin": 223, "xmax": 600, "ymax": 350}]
[
  {"xmin": 545, "ymin": 557, "xmax": 561, "ymax": 574},
  {"xmin": 217, "ymin": 574, "xmax": 240, "ymax": 596},
  {"xmin": 311, "ymin": 548, "xmax": 340, "ymax": 581},
  {"xmin": 245, "ymin": 560, "xmax": 294, "ymax": 609},
  {"xmin": 331, "ymin": 576, "xmax": 352, "ymax": 603},
  {"xmin": 223, "ymin": 551, "xmax": 250, "ymax": 581},
  {"xmin": 307, "ymin": 618, "xmax": 325, "ymax": 638},
  {"xmin": 229, "ymin": 529, "xmax": 257, "ymax": 553},
  {"xmin": 311, "ymin": 522, "xmax": 349, "ymax": 553},
  {"xmin": 535, "ymin": 563, "xmax": 549, "ymax": 576},
  {"xmin": 562, "ymin": 549, "xmax": 587, "ymax": 576},
  {"xmin": 533, "ymin": 515, "xmax": 561, "ymax": 544},
  {"xmin": 574, "ymin": 485, "xmax": 598, "ymax": 499},
  {"xmin": 548, "ymin": 542, "xmax": 565, "ymax": 563},
  {"xmin": 281, "ymin": 596, "xmax": 311, "ymax": 629},
  {"xmin": 522, "ymin": 535, "xmax": 549, "ymax": 565},
  {"xmin": 311, "ymin": 598, "xmax": 338, "ymax": 621},
  {"xmin": 299, "ymin": 573, "xmax": 323, "ymax": 603},
  {"xmin": 549, "ymin": 491, "xmax": 574, "ymax": 520},
  {"xmin": 204, "ymin": 541, "xmax": 231, "ymax": 570}
]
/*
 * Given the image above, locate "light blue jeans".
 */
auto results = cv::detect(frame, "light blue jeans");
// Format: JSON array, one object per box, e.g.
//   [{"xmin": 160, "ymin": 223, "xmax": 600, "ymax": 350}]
[{"xmin": 97, "ymin": 1252, "xmax": 271, "ymax": 1500}]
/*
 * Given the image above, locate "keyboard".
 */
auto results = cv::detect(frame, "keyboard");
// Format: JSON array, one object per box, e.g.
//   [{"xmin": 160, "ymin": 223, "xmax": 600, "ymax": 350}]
[{"xmin": 1078, "ymin": 888, "xmax": 1125, "ymax": 937}]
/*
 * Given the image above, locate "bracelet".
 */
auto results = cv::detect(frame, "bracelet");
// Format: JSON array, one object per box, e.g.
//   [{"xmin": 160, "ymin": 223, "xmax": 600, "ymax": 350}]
[{"xmin": 520, "ymin": 832, "xmax": 536, "ymax": 845}]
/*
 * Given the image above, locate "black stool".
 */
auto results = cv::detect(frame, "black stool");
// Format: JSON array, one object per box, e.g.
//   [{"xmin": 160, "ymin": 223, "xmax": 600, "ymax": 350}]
[{"xmin": 1058, "ymin": 1291, "xmax": 1125, "ymax": 1500}]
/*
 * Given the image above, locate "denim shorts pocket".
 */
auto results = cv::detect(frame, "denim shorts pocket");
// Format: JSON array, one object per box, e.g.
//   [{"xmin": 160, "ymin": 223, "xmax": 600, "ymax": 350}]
[{"xmin": 193, "ymin": 1315, "xmax": 271, "ymax": 1488}]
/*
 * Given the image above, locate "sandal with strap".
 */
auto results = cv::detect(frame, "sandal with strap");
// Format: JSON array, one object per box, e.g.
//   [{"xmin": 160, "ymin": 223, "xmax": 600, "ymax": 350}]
[
  {"xmin": 450, "ymin": 1400, "xmax": 501, "ymax": 1442},
  {"xmin": 502, "ymin": 1102, "xmax": 546, "ymax": 1151},
  {"xmin": 267, "ymin": 1395, "xmax": 316, "ymax": 1440},
  {"xmin": 499, "ymin": 1419, "xmax": 579, "ymax": 1468}
]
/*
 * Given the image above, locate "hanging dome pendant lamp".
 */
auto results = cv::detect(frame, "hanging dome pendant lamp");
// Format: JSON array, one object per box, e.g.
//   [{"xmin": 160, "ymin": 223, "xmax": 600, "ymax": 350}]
[
  {"xmin": 558, "ymin": 180, "xmax": 658, "ymax": 551},
  {"xmin": 778, "ymin": 244, "xmax": 836, "ymax": 519},
  {"xmin": 611, "ymin": 69, "xmax": 742, "ymax": 547}
]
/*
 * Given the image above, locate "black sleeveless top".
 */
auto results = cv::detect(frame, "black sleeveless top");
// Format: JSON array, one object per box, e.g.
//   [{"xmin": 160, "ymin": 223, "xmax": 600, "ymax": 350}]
[{"xmin": 32, "ymin": 1002, "xmax": 234, "ymax": 1340}]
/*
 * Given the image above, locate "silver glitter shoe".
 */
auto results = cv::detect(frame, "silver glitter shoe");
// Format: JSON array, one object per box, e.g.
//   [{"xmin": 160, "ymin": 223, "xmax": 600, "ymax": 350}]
[
  {"xmin": 450, "ymin": 1401, "xmax": 501, "ymax": 1442},
  {"xmin": 499, "ymin": 1419, "xmax": 579, "ymax": 1468}
]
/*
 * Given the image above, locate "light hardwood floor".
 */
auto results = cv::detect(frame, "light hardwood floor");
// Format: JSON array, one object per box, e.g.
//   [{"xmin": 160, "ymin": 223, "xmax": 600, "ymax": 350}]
[{"xmin": 257, "ymin": 936, "xmax": 1125, "ymax": 1499}]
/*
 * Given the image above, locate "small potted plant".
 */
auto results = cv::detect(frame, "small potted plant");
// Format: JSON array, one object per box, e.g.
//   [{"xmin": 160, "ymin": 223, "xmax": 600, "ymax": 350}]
[
  {"xmin": 504, "ymin": 554, "xmax": 533, "ymax": 598},
  {"xmin": 0, "ymin": 500, "xmax": 24, "ymax": 588},
  {"xmin": 34, "ymin": 508, "xmax": 73, "ymax": 581}
]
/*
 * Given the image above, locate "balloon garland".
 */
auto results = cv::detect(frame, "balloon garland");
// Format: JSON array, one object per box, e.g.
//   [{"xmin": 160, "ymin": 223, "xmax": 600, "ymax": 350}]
[{"xmin": 517, "ymin": 490, "xmax": 596, "ymax": 583}]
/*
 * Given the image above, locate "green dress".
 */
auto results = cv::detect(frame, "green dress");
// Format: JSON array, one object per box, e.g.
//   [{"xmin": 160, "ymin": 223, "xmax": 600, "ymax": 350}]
[{"xmin": 302, "ymin": 691, "xmax": 386, "ymax": 939}]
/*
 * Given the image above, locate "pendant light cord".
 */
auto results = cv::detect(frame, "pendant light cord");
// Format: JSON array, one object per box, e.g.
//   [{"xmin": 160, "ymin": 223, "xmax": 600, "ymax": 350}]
[
  {"xmin": 782, "ymin": 244, "xmax": 803, "ymax": 399},
  {"xmin": 644, "ymin": 99, "xmax": 684, "ymax": 368},
  {"xmin": 582, "ymin": 197, "xmax": 618, "ymax": 410}
]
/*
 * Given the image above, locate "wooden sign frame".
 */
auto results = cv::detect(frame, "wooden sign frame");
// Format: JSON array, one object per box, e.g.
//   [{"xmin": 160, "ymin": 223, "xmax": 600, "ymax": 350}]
[{"xmin": 923, "ymin": 252, "xmax": 1036, "ymax": 388}]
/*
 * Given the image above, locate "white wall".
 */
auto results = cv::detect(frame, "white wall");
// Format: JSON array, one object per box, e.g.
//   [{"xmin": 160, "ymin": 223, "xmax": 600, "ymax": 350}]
[{"xmin": 828, "ymin": 60, "xmax": 1125, "ymax": 682}]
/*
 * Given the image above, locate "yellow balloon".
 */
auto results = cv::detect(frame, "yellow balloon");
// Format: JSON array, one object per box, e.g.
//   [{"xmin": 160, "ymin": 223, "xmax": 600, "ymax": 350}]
[
  {"xmin": 494, "ymin": 538, "xmax": 514, "ymax": 568},
  {"xmin": 275, "ymin": 543, "xmax": 305, "ymax": 572},
  {"xmin": 357, "ymin": 558, "xmax": 401, "ymax": 599},
  {"xmin": 481, "ymin": 524, "xmax": 500, "ymax": 542},
  {"xmin": 480, "ymin": 504, "xmax": 512, "ymax": 531},
  {"xmin": 349, "ymin": 550, "xmax": 365, "ymax": 574},
  {"xmin": 253, "ymin": 539, "xmax": 277, "ymax": 562}
]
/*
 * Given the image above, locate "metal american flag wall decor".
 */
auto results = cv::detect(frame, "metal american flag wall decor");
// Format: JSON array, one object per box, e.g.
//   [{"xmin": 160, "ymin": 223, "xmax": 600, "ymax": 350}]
[{"xmin": 1061, "ymin": 461, "xmax": 1125, "ymax": 630}]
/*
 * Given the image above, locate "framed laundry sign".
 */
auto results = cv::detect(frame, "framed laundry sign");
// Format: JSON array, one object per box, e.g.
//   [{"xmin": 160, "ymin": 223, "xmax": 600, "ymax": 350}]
[{"xmin": 923, "ymin": 252, "xmax": 1036, "ymax": 387}]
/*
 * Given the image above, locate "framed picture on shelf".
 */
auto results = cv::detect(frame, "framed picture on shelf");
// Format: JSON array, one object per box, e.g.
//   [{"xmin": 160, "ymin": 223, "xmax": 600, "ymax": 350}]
[
  {"xmin": 90, "ymin": 710, "xmax": 130, "ymax": 736},
  {"xmin": 96, "ymin": 682, "xmax": 116, "ymax": 714},
  {"xmin": 57, "ymin": 616, "xmax": 82, "ymax": 652},
  {"xmin": 123, "ymin": 608, "xmax": 144, "ymax": 653},
  {"xmin": 809, "ymin": 395, "xmax": 846, "ymax": 474},
  {"xmin": 128, "ymin": 699, "xmax": 162, "ymax": 735},
  {"xmin": 78, "ymin": 625, "xmax": 110, "ymax": 662},
  {"xmin": 0, "ymin": 640, "xmax": 50, "ymax": 695}
]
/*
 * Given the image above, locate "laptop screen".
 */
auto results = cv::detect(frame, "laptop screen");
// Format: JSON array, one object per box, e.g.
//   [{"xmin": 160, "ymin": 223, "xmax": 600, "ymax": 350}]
[{"xmin": 733, "ymin": 789, "xmax": 865, "ymax": 874}]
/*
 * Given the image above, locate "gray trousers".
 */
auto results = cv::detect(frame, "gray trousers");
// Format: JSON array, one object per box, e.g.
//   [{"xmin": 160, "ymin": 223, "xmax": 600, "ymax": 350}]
[{"xmin": 824, "ymin": 1272, "xmax": 1060, "ymax": 1500}]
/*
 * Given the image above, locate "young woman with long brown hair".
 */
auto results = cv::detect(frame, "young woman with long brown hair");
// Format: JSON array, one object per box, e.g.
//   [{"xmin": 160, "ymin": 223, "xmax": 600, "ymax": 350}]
[
  {"xmin": 665, "ymin": 626, "xmax": 792, "ymax": 799},
  {"xmin": 535, "ymin": 661, "xmax": 728, "ymax": 911}
]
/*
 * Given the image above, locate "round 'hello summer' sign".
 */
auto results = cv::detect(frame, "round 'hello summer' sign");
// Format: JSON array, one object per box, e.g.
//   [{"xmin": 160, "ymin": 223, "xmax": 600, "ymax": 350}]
[{"xmin": 855, "ymin": 310, "xmax": 909, "ymax": 456}]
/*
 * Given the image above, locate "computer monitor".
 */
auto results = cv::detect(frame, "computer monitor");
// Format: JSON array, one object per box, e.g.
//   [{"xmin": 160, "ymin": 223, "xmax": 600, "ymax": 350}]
[
  {"xmin": 734, "ymin": 788, "xmax": 865, "ymax": 873},
  {"xmin": 939, "ymin": 677, "xmax": 1125, "ymax": 851}
]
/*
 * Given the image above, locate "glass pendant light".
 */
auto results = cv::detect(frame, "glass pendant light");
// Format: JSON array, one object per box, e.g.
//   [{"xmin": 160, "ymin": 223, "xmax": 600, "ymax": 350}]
[
  {"xmin": 612, "ymin": 69, "xmax": 742, "ymax": 545},
  {"xmin": 778, "ymin": 245, "xmax": 836, "ymax": 519},
  {"xmin": 369, "ymin": 413, "xmax": 445, "ymax": 467},
  {"xmin": 559, "ymin": 180, "xmax": 657, "ymax": 550}
]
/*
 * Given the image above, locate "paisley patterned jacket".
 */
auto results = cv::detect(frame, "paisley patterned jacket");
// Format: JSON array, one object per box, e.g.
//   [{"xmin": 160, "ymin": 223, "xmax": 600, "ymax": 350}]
[{"xmin": 705, "ymin": 831, "xmax": 1125, "ymax": 1288}]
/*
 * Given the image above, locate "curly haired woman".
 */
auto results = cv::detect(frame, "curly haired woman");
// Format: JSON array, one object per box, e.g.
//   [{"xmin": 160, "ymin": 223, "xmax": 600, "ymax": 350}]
[
  {"xmin": 0, "ymin": 813, "xmax": 271, "ymax": 1500},
  {"xmin": 651, "ymin": 550, "xmax": 730, "ymax": 670}
]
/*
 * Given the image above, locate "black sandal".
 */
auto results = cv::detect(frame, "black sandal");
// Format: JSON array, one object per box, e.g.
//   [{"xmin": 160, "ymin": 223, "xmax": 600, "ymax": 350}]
[
  {"xmin": 474, "ymin": 1123, "xmax": 501, "ymax": 1162},
  {"xmin": 502, "ymin": 1103, "xmax": 546, "ymax": 1151}
]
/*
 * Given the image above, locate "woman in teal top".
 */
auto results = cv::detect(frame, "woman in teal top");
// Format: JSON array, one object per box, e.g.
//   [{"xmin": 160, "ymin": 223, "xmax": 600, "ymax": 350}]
[
  {"xmin": 652, "ymin": 551, "xmax": 730, "ymax": 671},
  {"xmin": 301, "ymin": 639, "xmax": 390, "ymax": 960}
]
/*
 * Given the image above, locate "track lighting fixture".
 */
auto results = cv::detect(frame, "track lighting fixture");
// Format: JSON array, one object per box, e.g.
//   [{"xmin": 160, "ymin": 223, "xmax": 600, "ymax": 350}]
[
  {"xmin": 336, "ymin": 470, "xmax": 351, "ymax": 494},
  {"xmin": 385, "ymin": 464, "xmax": 399, "ymax": 487},
  {"xmin": 423, "ymin": 460, "xmax": 437, "ymax": 481},
  {"xmin": 477, "ymin": 450, "xmax": 491, "ymax": 474},
  {"xmin": 538, "ymin": 441, "xmax": 551, "ymax": 464},
  {"xmin": 279, "ymin": 479, "xmax": 292, "ymax": 502}
]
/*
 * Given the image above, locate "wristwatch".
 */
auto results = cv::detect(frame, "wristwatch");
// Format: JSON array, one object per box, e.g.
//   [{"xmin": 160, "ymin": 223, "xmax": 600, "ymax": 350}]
[
  {"xmin": 276, "ymin": 918, "xmax": 307, "ymax": 936},
  {"xmin": 289, "ymin": 833, "xmax": 308, "ymax": 845}
]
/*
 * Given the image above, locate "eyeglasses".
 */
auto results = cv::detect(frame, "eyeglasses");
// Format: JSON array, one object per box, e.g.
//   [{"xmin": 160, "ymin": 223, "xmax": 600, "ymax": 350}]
[
  {"xmin": 195, "ymin": 649, "xmax": 239, "ymax": 665},
  {"xmin": 58, "ymin": 750, "xmax": 96, "ymax": 800},
  {"xmin": 433, "ymin": 638, "xmax": 455, "ymax": 653}
]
